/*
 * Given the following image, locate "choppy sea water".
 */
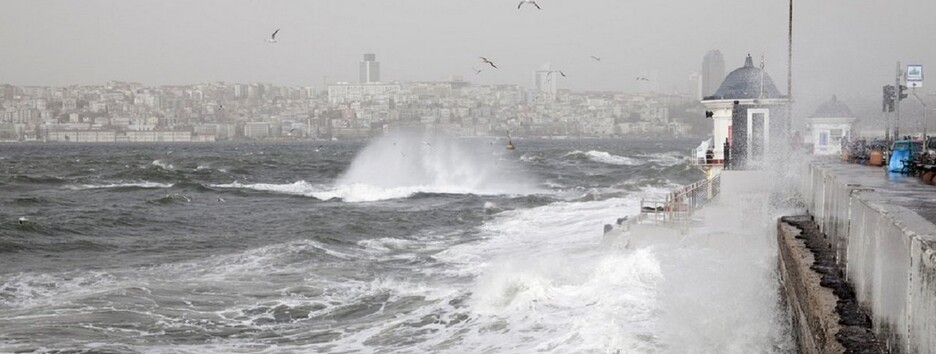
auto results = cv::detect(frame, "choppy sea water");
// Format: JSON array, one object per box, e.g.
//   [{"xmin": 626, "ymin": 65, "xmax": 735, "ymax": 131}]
[{"xmin": 0, "ymin": 134, "xmax": 792, "ymax": 353}]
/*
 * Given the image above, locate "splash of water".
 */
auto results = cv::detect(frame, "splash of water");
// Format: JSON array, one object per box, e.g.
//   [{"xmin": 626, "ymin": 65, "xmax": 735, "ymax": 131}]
[{"xmin": 330, "ymin": 130, "xmax": 541, "ymax": 202}]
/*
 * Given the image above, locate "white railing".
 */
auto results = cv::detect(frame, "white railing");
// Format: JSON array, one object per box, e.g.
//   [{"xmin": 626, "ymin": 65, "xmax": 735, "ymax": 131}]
[
  {"xmin": 630, "ymin": 174, "xmax": 722, "ymax": 225},
  {"xmin": 605, "ymin": 175, "xmax": 722, "ymax": 237}
]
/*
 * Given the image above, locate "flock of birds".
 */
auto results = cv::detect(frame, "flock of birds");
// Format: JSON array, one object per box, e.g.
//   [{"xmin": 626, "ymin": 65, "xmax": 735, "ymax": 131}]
[{"xmin": 260, "ymin": 1, "xmax": 652, "ymax": 83}]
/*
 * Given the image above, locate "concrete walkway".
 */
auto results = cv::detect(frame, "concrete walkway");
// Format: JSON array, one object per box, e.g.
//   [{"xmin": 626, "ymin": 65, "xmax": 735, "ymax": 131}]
[{"xmin": 810, "ymin": 157, "xmax": 936, "ymax": 224}]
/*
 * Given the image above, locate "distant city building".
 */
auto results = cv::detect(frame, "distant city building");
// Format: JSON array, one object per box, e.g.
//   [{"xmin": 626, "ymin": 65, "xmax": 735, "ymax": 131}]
[
  {"xmin": 689, "ymin": 72, "xmax": 703, "ymax": 101},
  {"xmin": 533, "ymin": 64, "xmax": 558, "ymax": 99},
  {"xmin": 243, "ymin": 122, "xmax": 271, "ymax": 139},
  {"xmin": 328, "ymin": 82, "xmax": 401, "ymax": 104},
  {"xmin": 702, "ymin": 50, "xmax": 725, "ymax": 97},
  {"xmin": 359, "ymin": 53, "xmax": 381, "ymax": 83}
]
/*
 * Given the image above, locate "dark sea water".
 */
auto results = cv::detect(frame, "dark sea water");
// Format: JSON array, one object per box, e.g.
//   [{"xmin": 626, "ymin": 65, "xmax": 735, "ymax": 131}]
[{"xmin": 1, "ymin": 134, "xmax": 788, "ymax": 353}]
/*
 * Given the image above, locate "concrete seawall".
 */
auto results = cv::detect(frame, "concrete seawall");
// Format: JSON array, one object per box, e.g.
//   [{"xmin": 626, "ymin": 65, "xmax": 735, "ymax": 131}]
[{"xmin": 790, "ymin": 160, "xmax": 936, "ymax": 353}]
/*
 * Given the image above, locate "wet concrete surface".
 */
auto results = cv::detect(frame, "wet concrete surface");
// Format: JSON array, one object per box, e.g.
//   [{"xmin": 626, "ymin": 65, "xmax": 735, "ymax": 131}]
[{"xmin": 813, "ymin": 158, "xmax": 936, "ymax": 224}]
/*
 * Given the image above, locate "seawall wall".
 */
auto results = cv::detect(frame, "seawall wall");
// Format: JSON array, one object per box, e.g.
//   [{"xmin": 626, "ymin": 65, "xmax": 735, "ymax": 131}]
[{"xmin": 798, "ymin": 161, "xmax": 936, "ymax": 353}]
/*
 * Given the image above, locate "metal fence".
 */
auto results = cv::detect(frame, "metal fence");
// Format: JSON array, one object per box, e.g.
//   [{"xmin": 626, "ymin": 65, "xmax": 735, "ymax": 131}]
[{"xmin": 636, "ymin": 174, "xmax": 722, "ymax": 223}]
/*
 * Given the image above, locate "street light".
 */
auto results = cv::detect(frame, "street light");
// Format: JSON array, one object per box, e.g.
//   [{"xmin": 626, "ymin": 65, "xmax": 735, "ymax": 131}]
[
  {"xmin": 911, "ymin": 90, "xmax": 927, "ymax": 139},
  {"xmin": 786, "ymin": 0, "xmax": 793, "ymax": 135}
]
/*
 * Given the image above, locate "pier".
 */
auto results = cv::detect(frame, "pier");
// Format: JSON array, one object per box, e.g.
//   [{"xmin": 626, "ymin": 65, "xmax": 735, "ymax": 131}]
[{"xmin": 781, "ymin": 158, "xmax": 936, "ymax": 353}]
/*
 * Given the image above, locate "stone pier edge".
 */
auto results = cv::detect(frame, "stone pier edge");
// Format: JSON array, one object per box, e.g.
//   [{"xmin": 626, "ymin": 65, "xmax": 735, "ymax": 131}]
[{"xmin": 786, "ymin": 161, "xmax": 936, "ymax": 353}]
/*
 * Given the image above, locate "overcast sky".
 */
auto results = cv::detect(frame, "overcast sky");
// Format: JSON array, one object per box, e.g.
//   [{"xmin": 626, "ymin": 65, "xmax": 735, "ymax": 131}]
[{"xmin": 1, "ymin": 0, "xmax": 934, "ymax": 111}]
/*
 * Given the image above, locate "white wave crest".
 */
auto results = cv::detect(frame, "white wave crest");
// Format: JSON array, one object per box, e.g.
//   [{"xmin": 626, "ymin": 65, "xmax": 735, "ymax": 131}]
[
  {"xmin": 211, "ymin": 131, "xmax": 541, "ymax": 202},
  {"xmin": 569, "ymin": 150, "xmax": 642, "ymax": 165},
  {"xmin": 67, "ymin": 182, "xmax": 174, "ymax": 190},
  {"xmin": 332, "ymin": 130, "xmax": 541, "ymax": 202},
  {"xmin": 151, "ymin": 160, "xmax": 174, "ymax": 170},
  {"xmin": 211, "ymin": 180, "xmax": 323, "ymax": 196}
]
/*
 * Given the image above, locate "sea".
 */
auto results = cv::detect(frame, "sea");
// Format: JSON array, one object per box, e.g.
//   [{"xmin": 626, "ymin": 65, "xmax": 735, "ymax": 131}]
[{"xmin": 0, "ymin": 132, "xmax": 793, "ymax": 353}]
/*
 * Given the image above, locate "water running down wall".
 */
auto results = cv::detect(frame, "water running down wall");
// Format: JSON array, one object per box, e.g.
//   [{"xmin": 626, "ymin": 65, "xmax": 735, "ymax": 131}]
[{"xmin": 798, "ymin": 160, "xmax": 936, "ymax": 353}]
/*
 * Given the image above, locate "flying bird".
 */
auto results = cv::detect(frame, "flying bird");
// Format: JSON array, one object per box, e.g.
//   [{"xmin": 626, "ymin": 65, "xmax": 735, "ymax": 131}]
[
  {"xmin": 546, "ymin": 70, "xmax": 566, "ymax": 78},
  {"xmin": 472, "ymin": 67, "xmax": 483, "ymax": 75},
  {"xmin": 590, "ymin": 56, "xmax": 601, "ymax": 61},
  {"xmin": 479, "ymin": 57, "xmax": 498, "ymax": 69},
  {"xmin": 518, "ymin": 0, "xmax": 541, "ymax": 9},
  {"xmin": 636, "ymin": 77, "xmax": 650, "ymax": 81},
  {"xmin": 266, "ymin": 29, "xmax": 280, "ymax": 43}
]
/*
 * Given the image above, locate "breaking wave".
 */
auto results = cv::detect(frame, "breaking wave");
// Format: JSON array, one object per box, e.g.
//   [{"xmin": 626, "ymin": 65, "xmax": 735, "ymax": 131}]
[{"xmin": 567, "ymin": 150, "xmax": 641, "ymax": 166}]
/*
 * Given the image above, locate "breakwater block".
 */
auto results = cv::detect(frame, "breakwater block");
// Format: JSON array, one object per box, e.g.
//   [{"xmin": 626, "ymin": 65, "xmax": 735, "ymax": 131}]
[{"xmin": 778, "ymin": 215, "xmax": 883, "ymax": 354}]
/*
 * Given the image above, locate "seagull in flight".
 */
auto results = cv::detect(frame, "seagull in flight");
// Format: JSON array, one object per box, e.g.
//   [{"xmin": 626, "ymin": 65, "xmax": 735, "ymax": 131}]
[
  {"xmin": 590, "ymin": 56, "xmax": 601, "ymax": 61},
  {"xmin": 636, "ymin": 77, "xmax": 650, "ymax": 81},
  {"xmin": 479, "ymin": 57, "xmax": 498, "ymax": 69},
  {"xmin": 546, "ymin": 70, "xmax": 566, "ymax": 78},
  {"xmin": 266, "ymin": 29, "xmax": 280, "ymax": 43},
  {"xmin": 518, "ymin": 0, "xmax": 541, "ymax": 9},
  {"xmin": 472, "ymin": 67, "xmax": 483, "ymax": 75}
]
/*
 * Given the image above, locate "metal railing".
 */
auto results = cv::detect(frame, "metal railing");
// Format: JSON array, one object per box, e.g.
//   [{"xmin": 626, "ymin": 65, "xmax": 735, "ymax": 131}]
[
  {"xmin": 690, "ymin": 147, "xmax": 726, "ymax": 167},
  {"xmin": 635, "ymin": 174, "xmax": 722, "ymax": 224},
  {"xmin": 605, "ymin": 174, "xmax": 723, "ymax": 237}
]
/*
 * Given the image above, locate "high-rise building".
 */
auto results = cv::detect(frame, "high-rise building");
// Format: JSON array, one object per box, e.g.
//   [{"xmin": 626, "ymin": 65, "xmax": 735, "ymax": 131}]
[
  {"xmin": 359, "ymin": 53, "xmax": 381, "ymax": 83},
  {"xmin": 702, "ymin": 50, "xmax": 725, "ymax": 97},
  {"xmin": 534, "ymin": 64, "xmax": 557, "ymax": 99},
  {"xmin": 689, "ymin": 72, "xmax": 703, "ymax": 101}
]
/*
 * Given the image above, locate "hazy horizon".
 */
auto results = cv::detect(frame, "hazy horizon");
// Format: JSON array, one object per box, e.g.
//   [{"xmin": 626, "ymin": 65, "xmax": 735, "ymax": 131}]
[{"xmin": 2, "ymin": 0, "xmax": 935, "ymax": 112}]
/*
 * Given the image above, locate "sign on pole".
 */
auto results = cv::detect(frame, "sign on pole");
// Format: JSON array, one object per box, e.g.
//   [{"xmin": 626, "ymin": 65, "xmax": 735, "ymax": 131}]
[{"xmin": 907, "ymin": 64, "xmax": 924, "ymax": 88}]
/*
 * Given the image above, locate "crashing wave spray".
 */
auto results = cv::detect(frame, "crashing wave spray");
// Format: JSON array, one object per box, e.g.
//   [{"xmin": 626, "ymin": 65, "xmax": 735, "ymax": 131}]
[{"xmin": 323, "ymin": 130, "xmax": 541, "ymax": 202}]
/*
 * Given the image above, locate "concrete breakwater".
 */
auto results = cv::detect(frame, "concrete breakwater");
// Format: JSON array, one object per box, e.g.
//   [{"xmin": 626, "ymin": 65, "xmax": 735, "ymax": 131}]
[
  {"xmin": 787, "ymin": 160, "xmax": 936, "ymax": 353},
  {"xmin": 778, "ymin": 215, "xmax": 882, "ymax": 353}
]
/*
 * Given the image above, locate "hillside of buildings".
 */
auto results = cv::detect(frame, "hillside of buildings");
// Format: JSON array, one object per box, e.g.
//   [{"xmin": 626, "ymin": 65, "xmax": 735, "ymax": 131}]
[{"xmin": 0, "ymin": 81, "xmax": 711, "ymax": 143}]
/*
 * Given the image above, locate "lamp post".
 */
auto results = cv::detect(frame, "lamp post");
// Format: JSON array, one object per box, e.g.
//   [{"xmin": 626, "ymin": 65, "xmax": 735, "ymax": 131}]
[
  {"xmin": 911, "ymin": 90, "xmax": 927, "ymax": 139},
  {"xmin": 786, "ymin": 0, "xmax": 793, "ymax": 135}
]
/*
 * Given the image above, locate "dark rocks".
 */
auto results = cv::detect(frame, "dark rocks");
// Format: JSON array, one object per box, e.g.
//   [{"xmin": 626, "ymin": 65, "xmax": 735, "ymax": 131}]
[{"xmin": 780, "ymin": 215, "xmax": 884, "ymax": 353}]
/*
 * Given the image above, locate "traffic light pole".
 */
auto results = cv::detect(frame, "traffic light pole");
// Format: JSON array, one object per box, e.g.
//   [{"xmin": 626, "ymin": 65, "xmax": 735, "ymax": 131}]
[
  {"xmin": 895, "ymin": 61, "xmax": 902, "ymax": 141},
  {"xmin": 884, "ymin": 111, "xmax": 890, "ymax": 141},
  {"xmin": 912, "ymin": 89, "xmax": 927, "ymax": 140}
]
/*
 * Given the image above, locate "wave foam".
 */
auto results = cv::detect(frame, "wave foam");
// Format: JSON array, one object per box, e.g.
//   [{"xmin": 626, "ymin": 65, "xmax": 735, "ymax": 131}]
[
  {"xmin": 569, "ymin": 150, "xmax": 642, "ymax": 165},
  {"xmin": 67, "ymin": 182, "xmax": 174, "ymax": 190},
  {"xmin": 151, "ymin": 159, "xmax": 174, "ymax": 170}
]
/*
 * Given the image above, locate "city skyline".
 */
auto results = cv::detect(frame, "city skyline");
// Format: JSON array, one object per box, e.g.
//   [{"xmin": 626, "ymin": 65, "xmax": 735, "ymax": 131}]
[{"xmin": 3, "ymin": 0, "xmax": 936, "ymax": 114}]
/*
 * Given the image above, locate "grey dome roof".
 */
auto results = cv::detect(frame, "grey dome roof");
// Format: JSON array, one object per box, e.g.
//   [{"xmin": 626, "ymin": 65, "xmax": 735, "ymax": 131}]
[
  {"xmin": 811, "ymin": 95, "xmax": 854, "ymax": 118},
  {"xmin": 707, "ymin": 55, "xmax": 783, "ymax": 100}
]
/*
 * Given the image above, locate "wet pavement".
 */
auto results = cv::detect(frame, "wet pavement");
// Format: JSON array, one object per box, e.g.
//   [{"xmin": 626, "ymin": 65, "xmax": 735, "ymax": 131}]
[{"xmin": 812, "ymin": 157, "xmax": 936, "ymax": 226}]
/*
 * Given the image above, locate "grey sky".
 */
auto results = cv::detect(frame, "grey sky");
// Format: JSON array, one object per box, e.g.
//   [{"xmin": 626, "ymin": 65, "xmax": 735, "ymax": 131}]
[{"xmin": 1, "ymin": 0, "xmax": 934, "ymax": 109}]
